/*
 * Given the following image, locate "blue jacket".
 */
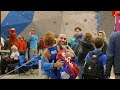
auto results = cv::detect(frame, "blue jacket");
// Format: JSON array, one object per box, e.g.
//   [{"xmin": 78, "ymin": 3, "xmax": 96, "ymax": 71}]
[
  {"xmin": 105, "ymin": 31, "xmax": 120, "ymax": 76},
  {"xmin": 73, "ymin": 33, "xmax": 84, "ymax": 43},
  {"xmin": 72, "ymin": 33, "xmax": 84, "ymax": 50}
]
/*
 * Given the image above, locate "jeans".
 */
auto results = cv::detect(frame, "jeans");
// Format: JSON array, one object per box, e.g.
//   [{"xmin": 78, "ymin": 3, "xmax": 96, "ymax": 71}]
[{"xmin": 78, "ymin": 65, "xmax": 84, "ymax": 79}]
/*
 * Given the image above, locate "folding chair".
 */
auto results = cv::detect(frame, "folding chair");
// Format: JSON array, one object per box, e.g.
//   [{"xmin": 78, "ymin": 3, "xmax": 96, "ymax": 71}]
[
  {"xmin": 15, "ymin": 50, "xmax": 29, "ymax": 75},
  {"xmin": 28, "ymin": 55, "xmax": 39, "ymax": 75}
]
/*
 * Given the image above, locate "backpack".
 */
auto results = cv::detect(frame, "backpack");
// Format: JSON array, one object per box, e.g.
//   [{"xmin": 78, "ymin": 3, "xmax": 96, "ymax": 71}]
[
  {"xmin": 83, "ymin": 51, "xmax": 104, "ymax": 79},
  {"xmin": 56, "ymin": 49, "xmax": 79, "ymax": 79},
  {"xmin": 74, "ymin": 41, "xmax": 93, "ymax": 60}
]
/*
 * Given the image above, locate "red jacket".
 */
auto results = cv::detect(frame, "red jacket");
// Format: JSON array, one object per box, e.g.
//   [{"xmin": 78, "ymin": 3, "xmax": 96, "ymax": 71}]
[
  {"xmin": 8, "ymin": 29, "xmax": 18, "ymax": 47},
  {"xmin": 17, "ymin": 39, "xmax": 26, "ymax": 51}
]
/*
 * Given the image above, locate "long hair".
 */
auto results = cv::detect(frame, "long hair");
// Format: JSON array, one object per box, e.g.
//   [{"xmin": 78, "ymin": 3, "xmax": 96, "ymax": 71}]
[{"xmin": 98, "ymin": 31, "xmax": 107, "ymax": 41}]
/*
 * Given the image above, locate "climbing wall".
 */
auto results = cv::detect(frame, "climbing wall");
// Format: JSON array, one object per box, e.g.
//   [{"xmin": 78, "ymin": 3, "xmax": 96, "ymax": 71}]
[
  {"xmin": 21, "ymin": 11, "xmax": 98, "ymax": 40},
  {"xmin": 1, "ymin": 11, "xmax": 34, "ymax": 39},
  {"xmin": 100, "ymin": 11, "xmax": 115, "ymax": 39},
  {"xmin": 61, "ymin": 11, "xmax": 98, "ymax": 40},
  {"xmin": 1, "ymin": 11, "xmax": 9, "ymax": 23},
  {"xmin": 20, "ymin": 11, "xmax": 62, "ymax": 39},
  {"xmin": 1, "ymin": 11, "xmax": 102, "ymax": 41}
]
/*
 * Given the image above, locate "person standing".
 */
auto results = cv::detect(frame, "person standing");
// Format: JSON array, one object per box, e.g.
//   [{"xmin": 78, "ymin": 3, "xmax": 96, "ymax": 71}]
[
  {"xmin": 29, "ymin": 30, "xmax": 38, "ymax": 59},
  {"xmin": 17, "ymin": 36, "xmax": 26, "ymax": 52},
  {"xmin": 105, "ymin": 31, "xmax": 120, "ymax": 79},
  {"xmin": 72, "ymin": 27, "xmax": 84, "ymax": 50},
  {"xmin": 84, "ymin": 37, "xmax": 106, "ymax": 79},
  {"xmin": 7, "ymin": 28, "xmax": 18, "ymax": 47},
  {"xmin": 75, "ymin": 33, "xmax": 94, "ymax": 79},
  {"xmin": 98, "ymin": 31, "xmax": 107, "ymax": 54},
  {"xmin": 41, "ymin": 33, "xmax": 76, "ymax": 79}
]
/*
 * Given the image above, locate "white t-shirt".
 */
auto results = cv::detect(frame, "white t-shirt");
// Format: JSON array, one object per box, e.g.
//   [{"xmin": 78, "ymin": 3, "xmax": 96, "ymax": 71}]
[{"xmin": 10, "ymin": 51, "xmax": 19, "ymax": 60}]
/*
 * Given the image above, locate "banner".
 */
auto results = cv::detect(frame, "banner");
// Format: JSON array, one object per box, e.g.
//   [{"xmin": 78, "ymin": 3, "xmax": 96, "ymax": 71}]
[{"xmin": 115, "ymin": 15, "xmax": 120, "ymax": 32}]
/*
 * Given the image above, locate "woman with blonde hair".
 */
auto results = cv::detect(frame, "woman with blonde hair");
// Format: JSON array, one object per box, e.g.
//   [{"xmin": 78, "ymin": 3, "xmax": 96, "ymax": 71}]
[
  {"xmin": 98, "ymin": 31, "xmax": 107, "ymax": 41},
  {"xmin": 98, "ymin": 31, "xmax": 107, "ymax": 54},
  {"xmin": 10, "ymin": 45, "xmax": 19, "ymax": 62}
]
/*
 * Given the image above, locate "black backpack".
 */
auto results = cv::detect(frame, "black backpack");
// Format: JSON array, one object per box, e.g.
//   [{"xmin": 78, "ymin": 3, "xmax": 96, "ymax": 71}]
[
  {"xmin": 83, "ymin": 51, "xmax": 104, "ymax": 79},
  {"xmin": 74, "ymin": 41, "xmax": 93, "ymax": 60}
]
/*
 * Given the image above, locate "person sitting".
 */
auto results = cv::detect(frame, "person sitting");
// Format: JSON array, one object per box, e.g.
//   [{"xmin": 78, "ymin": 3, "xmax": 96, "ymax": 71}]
[{"xmin": 7, "ymin": 45, "xmax": 20, "ymax": 72}]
